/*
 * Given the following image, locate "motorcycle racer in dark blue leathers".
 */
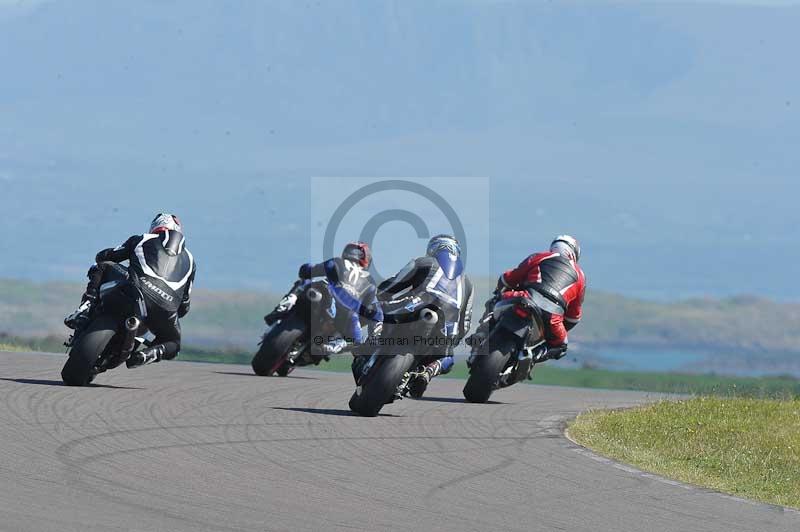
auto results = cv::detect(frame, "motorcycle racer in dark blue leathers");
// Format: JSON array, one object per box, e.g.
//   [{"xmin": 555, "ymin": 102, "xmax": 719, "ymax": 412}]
[
  {"xmin": 266, "ymin": 242, "xmax": 383, "ymax": 356},
  {"xmin": 360, "ymin": 234, "xmax": 473, "ymax": 397}
]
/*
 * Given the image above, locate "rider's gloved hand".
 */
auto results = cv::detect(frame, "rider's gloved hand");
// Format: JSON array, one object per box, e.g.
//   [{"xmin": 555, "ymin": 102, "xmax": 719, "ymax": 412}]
[
  {"xmin": 297, "ymin": 264, "xmax": 313, "ymax": 279},
  {"xmin": 494, "ymin": 275, "xmax": 506, "ymax": 294}
]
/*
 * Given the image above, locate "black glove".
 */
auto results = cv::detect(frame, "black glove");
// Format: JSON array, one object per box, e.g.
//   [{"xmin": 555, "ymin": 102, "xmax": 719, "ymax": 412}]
[
  {"xmin": 363, "ymin": 303, "xmax": 381, "ymax": 321},
  {"xmin": 495, "ymin": 275, "xmax": 506, "ymax": 293},
  {"xmin": 298, "ymin": 264, "xmax": 312, "ymax": 279}
]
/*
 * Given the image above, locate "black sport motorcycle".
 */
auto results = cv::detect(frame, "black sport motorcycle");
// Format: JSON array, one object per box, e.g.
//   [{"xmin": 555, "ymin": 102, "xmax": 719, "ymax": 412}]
[
  {"xmin": 252, "ymin": 280, "xmax": 343, "ymax": 376},
  {"xmin": 61, "ymin": 264, "xmax": 151, "ymax": 386},
  {"xmin": 348, "ymin": 294, "xmax": 445, "ymax": 417},
  {"xmin": 463, "ymin": 289, "xmax": 558, "ymax": 403}
]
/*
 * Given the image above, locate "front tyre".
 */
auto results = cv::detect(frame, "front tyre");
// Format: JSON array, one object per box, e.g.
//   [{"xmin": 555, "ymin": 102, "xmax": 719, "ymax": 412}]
[
  {"xmin": 61, "ymin": 315, "xmax": 118, "ymax": 386},
  {"xmin": 462, "ymin": 333, "xmax": 516, "ymax": 403},
  {"xmin": 252, "ymin": 316, "xmax": 305, "ymax": 376},
  {"xmin": 349, "ymin": 353, "xmax": 415, "ymax": 417}
]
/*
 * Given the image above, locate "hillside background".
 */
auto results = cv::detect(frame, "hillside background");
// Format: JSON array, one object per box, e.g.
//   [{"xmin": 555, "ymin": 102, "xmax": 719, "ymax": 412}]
[
  {"xmin": 1, "ymin": 0, "xmax": 799, "ymax": 299},
  {"xmin": 3, "ymin": 278, "xmax": 800, "ymax": 376},
  {"xmin": 1, "ymin": 2, "xmax": 798, "ymax": 376}
]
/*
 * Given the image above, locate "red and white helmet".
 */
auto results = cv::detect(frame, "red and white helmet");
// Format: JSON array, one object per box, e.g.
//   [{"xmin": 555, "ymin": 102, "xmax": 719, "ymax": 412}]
[
  {"xmin": 550, "ymin": 234, "xmax": 580, "ymax": 262},
  {"xmin": 150, "ymin": 213, "xmax": 183, "ymax": 234}
]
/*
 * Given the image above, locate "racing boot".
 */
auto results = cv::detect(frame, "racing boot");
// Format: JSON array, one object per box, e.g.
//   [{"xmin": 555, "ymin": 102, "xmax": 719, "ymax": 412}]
[
  {"xmin": 496, "ymin": 371, "xmax": 514, "ymax": 389},
  {"xmin": 322, "ymin": 337, "xmax": 347, "ymax": 356},
  {"xmin": 313, "ymin": 336, "xmax": 347, "ymax": 358},
  {"xmin": 126, "ymin": 345, "xmax": 165, "ymax": 369},
  {"xmin": 64, "ymin": 294, "xmax": 97, "ymax": 330},
  {"xmin": 408, "ymin": 359, "xmax": 443, "ymax": 399},
  {"xmin": 264, "ymin": 288, "xmax": 301, "ymax": 325}
]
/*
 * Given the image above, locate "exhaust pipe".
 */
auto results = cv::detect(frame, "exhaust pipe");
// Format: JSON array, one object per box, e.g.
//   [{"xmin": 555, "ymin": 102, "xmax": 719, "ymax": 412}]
[
  {"xmin": 420, "ymin": 308, "xmax": 439, "ymax": 325},
  {"xmin": 120, "ymin": 316, "xmax": 141, "ymax": 358},
  {"xmin": 306, "ymin": 287, "xmax": 323, "ymax": 303}
]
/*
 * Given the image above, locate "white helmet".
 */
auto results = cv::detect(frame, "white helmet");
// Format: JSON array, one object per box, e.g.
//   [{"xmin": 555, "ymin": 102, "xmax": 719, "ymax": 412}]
[
  {"xmin": 550, "ymin": 234, "xmax": 580, "ymax": 262},
  {"xmin": 150, "ymin": 213, "xmax": 183, "ymax": 234}
]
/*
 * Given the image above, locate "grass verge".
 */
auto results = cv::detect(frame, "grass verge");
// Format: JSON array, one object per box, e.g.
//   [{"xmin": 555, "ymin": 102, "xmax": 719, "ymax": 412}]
[
  {"xmin": 569, "ymin": 397, "xmax": 800, "ymax": 509},
  {"xmin": 311, "ymin": 356, "xmax": 800, "ymax": 398}
]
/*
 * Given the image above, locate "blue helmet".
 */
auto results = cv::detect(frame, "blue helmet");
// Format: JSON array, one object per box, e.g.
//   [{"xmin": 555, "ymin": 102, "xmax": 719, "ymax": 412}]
[
  {"xmin": 426, "ymin": 234, "xmax": 461, "ymax": 258},
  {"xmin": 427, "ymin": 234, "xmax": 463, "ymax": 279}
]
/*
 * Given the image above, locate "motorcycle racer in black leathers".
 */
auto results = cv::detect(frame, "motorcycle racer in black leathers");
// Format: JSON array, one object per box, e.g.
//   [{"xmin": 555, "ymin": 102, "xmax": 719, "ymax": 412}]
[
  {"xmin": 355, "ymin": 234, "xmax": 473, "ymax": 397},
  {"xmin": 64, "ymin": 213, "xmax": 196, "ymax": 367}
]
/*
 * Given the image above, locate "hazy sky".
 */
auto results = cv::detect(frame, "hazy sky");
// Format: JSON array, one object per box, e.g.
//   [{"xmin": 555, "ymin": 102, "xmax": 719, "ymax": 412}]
[{"xmin": 1, "ymin": 1, "xmax": 798, "ymax": 299}]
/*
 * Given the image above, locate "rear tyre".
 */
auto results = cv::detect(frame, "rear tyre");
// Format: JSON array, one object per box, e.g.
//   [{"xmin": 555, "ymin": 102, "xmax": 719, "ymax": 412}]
[
  {"xmin": 463, "ymin": 333, "xmax": 515, "ymax": 403},
  {"xmin": 276, "ymin": 361, "xmax": 294, "ymax": 377},
  {"xmin": 349, "ymin": 353, "xmax": 415, "ymax": 417},
  {"xmin": 251, "ymin": 317, "xmax": 305, "ymax": 376},
  {"xmin": 61, "ymin": 315, "xmax": 118, "ymax": 386}
]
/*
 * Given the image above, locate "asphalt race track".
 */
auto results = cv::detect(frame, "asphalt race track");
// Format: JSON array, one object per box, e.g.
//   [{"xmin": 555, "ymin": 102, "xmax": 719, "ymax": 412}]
[{"xmin": 1, "ymin": 351, "xmax": 797, "ymax": 532}]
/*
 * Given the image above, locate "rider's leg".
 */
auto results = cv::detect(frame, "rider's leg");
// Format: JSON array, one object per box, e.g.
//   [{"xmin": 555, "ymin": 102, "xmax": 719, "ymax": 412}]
[
  {"xmin": 539, "ymin": 312, "xmax": 568, "ymax": 361},
  {"xmin": 319, "ymin": 306, "xmax": 361, "ymax": 356},
  {"xmin": 427, "ymin": 354, "xmax": 455, "ymax": 378},
  {"xmin": 408, "ymin": 353, "xmax": 455, "ymax": 398},
  {"xmin": 127, "ymin": 311, "xmax": 181, "ymax": 368}
]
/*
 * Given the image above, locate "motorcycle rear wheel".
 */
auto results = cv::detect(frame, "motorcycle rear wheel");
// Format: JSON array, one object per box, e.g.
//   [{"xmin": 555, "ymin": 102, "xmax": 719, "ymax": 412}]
[
  {"xmin": 463, "ymin": 332, "xmax": 515, "ymax": 403},
  {"xmin": 61, "ymin": 315, "xmax": 118, "ymax": 386}
]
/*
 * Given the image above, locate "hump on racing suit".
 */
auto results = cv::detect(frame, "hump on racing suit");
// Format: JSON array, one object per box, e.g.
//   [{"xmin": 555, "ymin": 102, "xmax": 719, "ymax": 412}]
[
  {"xmin": 97, "ymin": 230, "xmax": 196, "ymax": 316},
  {"xmin": 379, "ymin": 250, "xmax": 474, "ymax": 363},
  {"xmin": 501, "ymin": 250, "xmax": 585, "ymax": 346}
]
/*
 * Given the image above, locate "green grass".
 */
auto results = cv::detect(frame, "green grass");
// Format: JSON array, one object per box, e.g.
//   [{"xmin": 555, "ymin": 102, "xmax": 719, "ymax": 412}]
[
  {"xmin": 0, "ymin": 334, "xmax": 66, "ymax": 354},
  {"xmin": 0, "ymin": 343, "xmax": 29, "ymax": 352},
  {"xmin": 297, "ymin": 356, "xmax": 800, "ymax": 398},
  {"xmin": 525, "ymin": 365, "xmax": 800, "ymax": 398},
  {"xmin": 569, "ymin": 397, "xmax": 800, "ymax": 508}
]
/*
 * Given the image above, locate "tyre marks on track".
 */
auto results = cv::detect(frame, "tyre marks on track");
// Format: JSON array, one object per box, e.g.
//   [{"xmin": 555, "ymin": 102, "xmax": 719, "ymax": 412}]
[{"xmin": 2, "ymin": 352, "xmax": 799, "ymax": 532}]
